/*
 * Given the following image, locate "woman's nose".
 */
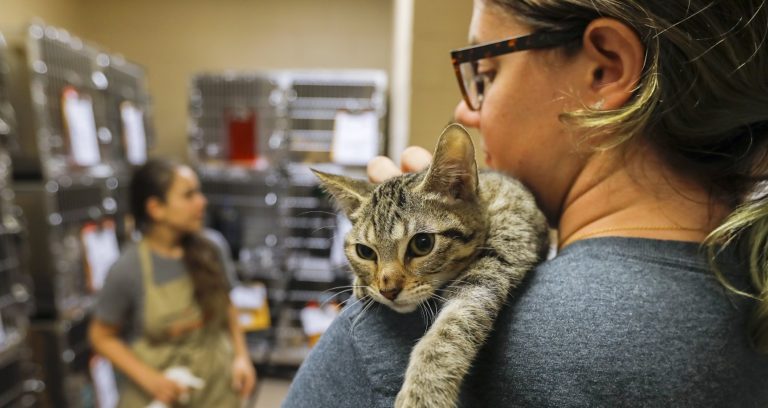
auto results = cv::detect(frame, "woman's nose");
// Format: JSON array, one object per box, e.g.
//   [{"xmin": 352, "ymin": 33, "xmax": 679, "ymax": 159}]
[{"xmin": 454, "ymin": 100, "xmax": 480, "ymax": 128}]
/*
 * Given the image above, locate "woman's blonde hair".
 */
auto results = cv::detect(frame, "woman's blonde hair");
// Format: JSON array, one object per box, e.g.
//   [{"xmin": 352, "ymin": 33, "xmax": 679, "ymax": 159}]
[{"xmin": 488, "ymin": 0, "xmax": 768, "ymax": 351}]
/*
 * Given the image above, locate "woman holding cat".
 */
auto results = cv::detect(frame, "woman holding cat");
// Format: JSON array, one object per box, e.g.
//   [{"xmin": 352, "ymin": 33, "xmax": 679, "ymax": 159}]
[
  {"xmin": 284, "ymin": 0, "xmax": 768, "ymax": 406},
  {"xmin": 89, "ymin": 159, "xmax": 256, "ymax": 407}
]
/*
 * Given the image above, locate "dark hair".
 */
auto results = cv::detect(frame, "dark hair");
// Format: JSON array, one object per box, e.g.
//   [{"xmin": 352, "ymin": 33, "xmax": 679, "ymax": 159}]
[
  {"xmin": 486, "ymin": 0, "xmax": 768, "ymax": 352},
  {"xmin": 130, "ymin": 158, "xmax": 229, "ymax": 323}
]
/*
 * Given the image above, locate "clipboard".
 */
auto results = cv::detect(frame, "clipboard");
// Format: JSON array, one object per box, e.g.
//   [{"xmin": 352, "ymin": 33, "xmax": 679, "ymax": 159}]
[
  {"xmin": 61, "ymin": 86, "xmax": 101, "ymax": 166},
  {"xmin": 120, "ymin": 101, "xmax": 147, "ymax": 165},
  {"xmin": 81, "ymin": 219, "xmax": 120, "ymax": 292},
  {"xmin": 330, "ymin": 110, "xmax": 379, "ymax": 166},
  {"xmin": 90, "ymin": 355, "xmax": 119, "ymax": 408}
]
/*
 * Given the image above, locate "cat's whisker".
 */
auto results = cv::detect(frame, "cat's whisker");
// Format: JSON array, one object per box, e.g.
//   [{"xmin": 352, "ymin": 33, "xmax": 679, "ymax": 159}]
[
  {"xmin": 322, "ymin": 284, "xmax": 363, "ymax": 294},
  {"xmin": 320, "ymin": 284, "xmax": 370, "ymax": 306},
  {"xmin": 438, "ymin": 286, "xmax": 462, "ymax": 299},
  {"xmin": 351, "ymin": 297, "xmax": 377, "ymax": 334},
  {"xmin": 424, "ymin": 299, "xmax": 437, "ymax": 327},
  {"xmin": 348, "ymin": 297, "xmax": 369, "ymax": 334},
  {"xmin": 419, "ymin": 303, "xmax": 432, "ymax": 336},
  {"xmin": 418, "ymin": 303, "xmax": 428, "ymax": 331},
  {"xmin": 340, "ymin": 289, "xmax": 371, "ymax": 309},
  {"xmin": 320, "ymin": 289, "xmax": 355, "ymax": 307},
  {"xmin": 312, "ymin": 225, "xmax": 337, "ymax": 234},
  {"xmin": 297, "ymin": 210, "xmax": 338, "ymax": 217}
]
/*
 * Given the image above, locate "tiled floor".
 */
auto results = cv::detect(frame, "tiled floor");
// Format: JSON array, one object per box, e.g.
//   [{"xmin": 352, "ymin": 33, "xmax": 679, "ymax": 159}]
[{"xmin": 251, "ymin": 378, "xmax": 292, "ymax": 408}]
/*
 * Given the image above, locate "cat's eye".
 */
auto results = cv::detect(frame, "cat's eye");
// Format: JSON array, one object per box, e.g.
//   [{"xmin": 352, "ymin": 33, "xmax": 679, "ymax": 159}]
[
  {"xmin": 407, "ymin": 233, "xmax": 435, "ymax": 257},
  {"xmin": 356, "ymin": 244, "xmax": 377, "ymax": 261}
]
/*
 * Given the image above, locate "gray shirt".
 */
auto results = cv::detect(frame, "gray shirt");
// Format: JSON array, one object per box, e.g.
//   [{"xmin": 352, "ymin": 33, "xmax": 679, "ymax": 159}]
[
  {"xmin": 283, "ymin": 237, "xmax": 768, "ymax": 407},
  {"xmin": 94, "ymin": 230, "xmax": 234, "ymax": 343}
]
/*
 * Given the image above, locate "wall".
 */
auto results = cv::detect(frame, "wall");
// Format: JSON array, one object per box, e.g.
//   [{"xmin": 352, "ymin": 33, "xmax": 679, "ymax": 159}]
[
  {"xmin": 68, "ymin": 0, "xmax": 393, "ymax": 160},
  {"xmin": 409, "ymin": 0, "xmax": 477, "ymax": 157},
  {"xmin": 0, "ymin": 0, "xmax": 81, "ymax": 33},
  {"xmin": 2, "ymin": 0, "xmax": 475, "ymax": 163}
]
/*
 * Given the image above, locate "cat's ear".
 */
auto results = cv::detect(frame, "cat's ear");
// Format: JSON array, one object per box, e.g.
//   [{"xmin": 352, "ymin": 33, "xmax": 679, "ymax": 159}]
[
  {"xmin": 419, "ymin": 124, "xmax": 478, "ymax": 201},
  {"xmin": 312, "ymin": 169, "xmax": 373, "ymax": 216}
]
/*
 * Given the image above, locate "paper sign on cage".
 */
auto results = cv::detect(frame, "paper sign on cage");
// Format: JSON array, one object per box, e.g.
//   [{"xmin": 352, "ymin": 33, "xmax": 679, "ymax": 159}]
[
  {"xmin": 231, "ymin": 283, "xmax": 271, "ymax": 332},
  {"xmin": 90, "ymin": 355, "xmax": 119, "ymax": 408},
  {"xmin": 82, "ymin": 220, "xmax": 120, "ymax": 292},
  {"xmin": 62, "ymin": 86, "xmax": 101, "ymax": 166},
  {"xmin": 331, "ymin": 110, "xmax": 379, "ymax": 166},
  {"xmin": 120, "ymin": 101, "xmax": 147, "ymax": 165}
]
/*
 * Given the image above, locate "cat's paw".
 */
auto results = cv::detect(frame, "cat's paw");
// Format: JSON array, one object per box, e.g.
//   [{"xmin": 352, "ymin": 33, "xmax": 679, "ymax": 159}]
[
  {"xmin": 394, "ymin": 386, "xmax": 421, "ymax": 408},
  {"xmin": 395, "ymin": 385, "xmax": 454, "ymax": 408}
]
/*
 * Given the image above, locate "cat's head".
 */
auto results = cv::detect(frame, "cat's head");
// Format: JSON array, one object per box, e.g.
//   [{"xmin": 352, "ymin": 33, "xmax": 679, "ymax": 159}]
[{"xmin": 313, "ymin": 124, "xmax": 486, "ymax": 313}]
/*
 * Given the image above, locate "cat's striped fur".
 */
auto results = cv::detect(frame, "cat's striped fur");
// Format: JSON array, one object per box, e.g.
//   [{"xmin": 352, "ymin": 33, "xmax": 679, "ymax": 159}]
[{"xmin": 314, "ymin": 124, "xmax": 549, "ymax": 408}]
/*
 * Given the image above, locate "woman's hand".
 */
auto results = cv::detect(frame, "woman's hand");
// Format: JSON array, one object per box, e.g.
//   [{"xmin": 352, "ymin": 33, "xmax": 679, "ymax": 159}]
[
  {"xmin": 142, "ymin": 370, "xmax": 187, "ymax": 405},
  {"xmin": 231, "ymin": 354, "xmax": 257, "ymax": 399},
  {"xmin": 367, "ymin": 146, "xmax": 433, "ymax": 183}
]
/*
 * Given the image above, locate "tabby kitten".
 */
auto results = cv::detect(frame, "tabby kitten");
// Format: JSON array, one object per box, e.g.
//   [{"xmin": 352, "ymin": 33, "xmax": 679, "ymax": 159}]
[{"xmin": 313, "ymin": 124, "xmax": 549, "ymax": 408}]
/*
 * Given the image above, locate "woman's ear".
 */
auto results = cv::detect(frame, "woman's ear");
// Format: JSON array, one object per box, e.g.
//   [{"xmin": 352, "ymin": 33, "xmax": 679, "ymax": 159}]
[
  {"xmin": 580, "ymin": 18, "xmax": 645, "ymax": 109},
  {"xmin": 145, "ymin": 196, "xmax": 165, "ymax": 223}
]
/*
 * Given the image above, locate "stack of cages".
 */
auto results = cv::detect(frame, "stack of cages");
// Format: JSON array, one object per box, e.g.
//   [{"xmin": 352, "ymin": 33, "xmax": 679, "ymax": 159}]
[
  {"xmin": 277, "ymin": 70, "xmax": 387, "ymax": 366},
  {"xmin": 189, "ymin": 69, "xmax": 387, "ymax": 369},
  {"xmin": 100, "ymin": 53, "xmax": 154, "ymax": 246},
  {"xmin": 0, "ymin": 32, "xmax": 41, "ymax": 408},
  {"xmin": 189, "ymin": 72, "xmax": 290, "ymax": 363},
  {"xmin": 5, "ymin": 21, "xmax": 153, "ymax": 408}
]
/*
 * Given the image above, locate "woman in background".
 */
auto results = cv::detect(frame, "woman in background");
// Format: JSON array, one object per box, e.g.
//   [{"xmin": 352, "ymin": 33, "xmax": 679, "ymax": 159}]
[
  {"xmin": 284, "ymin": 0, "xmax": 768, "ymax": 406},
  {"xmin": 89, "ymin": 158, "xmax": 256, "ymax": 407}
]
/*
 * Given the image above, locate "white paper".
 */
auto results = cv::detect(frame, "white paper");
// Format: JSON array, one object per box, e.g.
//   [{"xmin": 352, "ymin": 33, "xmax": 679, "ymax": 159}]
[
  {"xmin": 331, "ymin": 213, "xmax": 352, "ymax": 268},
  {"xmin": 238, "ymin": 313, "xmax": 254, "ymax": 326},
  {"xmin": 120, "ymin": 102, "xmax": 147, "ymax": 165},
  {"xmin": 331, "ymin": 111, "xmax": 379, "ymax": 166},
  {"xmin": 83, "ymin": 222, "xmax": 120, "ymax": 291},
  {"xmin": 299, "ymin": 304, "xmax": 339, "ymax": 336},
  {"xmin": 230, "ymin": 284, "xmax": 267, "ymax": 310},
  {"xmin": 91, "ymin": 356, "xmax": 119, "ymax": 408},
  {"xmin": 63, "ymin": 89, "xmax": 101, "ymax": 166}
]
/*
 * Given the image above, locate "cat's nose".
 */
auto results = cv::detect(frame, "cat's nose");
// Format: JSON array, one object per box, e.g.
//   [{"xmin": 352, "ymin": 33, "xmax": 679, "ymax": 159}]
[{"xmin": 379, "ymin": 287, "xmax": 401, "ymax": 301}]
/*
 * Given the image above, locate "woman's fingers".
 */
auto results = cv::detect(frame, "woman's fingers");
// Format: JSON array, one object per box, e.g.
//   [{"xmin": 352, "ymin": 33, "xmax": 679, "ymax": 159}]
[
  {"xmin": 231, "ymin": 356, "xmax": 257, "ymax": 399},
  {"xmin": 367, "ymin": 156, "xmax": 402, "ymax": 183},
  {"xmin": 367, "ymin": 147, "xmax": 434, "ymax": 184},
  {"xmin": 232, "ymin": 369, "xmax": 241, "ymax": 391},
  {"xmin": 400, "ymin": 146, "xmax": 432, "ymax": 173},
  {"xmin": 242, "ymin": 369, "xmax": 256, "ymax": 398}
]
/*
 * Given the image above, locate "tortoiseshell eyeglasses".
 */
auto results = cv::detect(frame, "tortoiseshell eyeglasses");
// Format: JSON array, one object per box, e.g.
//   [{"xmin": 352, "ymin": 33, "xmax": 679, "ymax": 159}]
[{"xmin": 450, "ymin": 29, "xmax": 584, "ymax": 111}]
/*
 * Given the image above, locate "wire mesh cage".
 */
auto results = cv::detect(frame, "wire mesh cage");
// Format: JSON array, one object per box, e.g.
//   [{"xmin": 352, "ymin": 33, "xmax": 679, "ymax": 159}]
[
  {"xmin": 19, "ymin": 23, "xmax": 112, "ymax": 180},
  {"xmin": 285, "ymin": 70, "xmax": 387, "ymax": 164},
  {"xmin": 189, "ymin": 69, "xmax": 387, "ymax": 367},
  {"xmin": 100, "ymin": 53, "xmax": 154, "ymax": 173},
  {"xmin": 190, "ymin": 72, "xmax": 285, "ymax": 167},
  {"xmin": 0, "ymin": 32, "xmax": 43, "ymax": 407}
]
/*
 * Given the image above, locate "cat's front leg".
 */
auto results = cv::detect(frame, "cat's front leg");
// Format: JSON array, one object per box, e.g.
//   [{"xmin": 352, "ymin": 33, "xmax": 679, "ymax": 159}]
[
  {"xmin": 394, "ymin": 319, "xmax": 467, "ymax": 408},
  {"xmin": 394, "ymin": 256, "xmax": 523, "ymax": 408}
]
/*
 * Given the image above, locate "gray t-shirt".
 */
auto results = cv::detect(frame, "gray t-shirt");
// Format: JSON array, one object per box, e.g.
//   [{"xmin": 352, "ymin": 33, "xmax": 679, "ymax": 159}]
[
  {"xmin": 94, "ymin": 230, "xmax": 234, "ymax": 343},
  {"xmin": 283, "ymin": 237, "xmax": 768, "ymax": 407}
]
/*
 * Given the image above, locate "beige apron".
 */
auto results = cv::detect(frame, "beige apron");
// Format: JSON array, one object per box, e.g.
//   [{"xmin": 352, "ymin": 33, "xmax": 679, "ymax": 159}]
[{"xmin": 117, "ymin": 241, "xmax": 240, "ymax": 408}]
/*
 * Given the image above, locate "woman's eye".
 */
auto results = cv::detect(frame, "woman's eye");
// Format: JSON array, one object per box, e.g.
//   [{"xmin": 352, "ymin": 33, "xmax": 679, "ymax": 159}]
[
  {"xmin": 407, "ymin": 233, "xmax": 435, "ymax": 257},
  {"xmin": 356, "ymin": 244, "xmax": 377, "ymax": 261},
  {"xmin": 477, "ymin": 70, "xmax": 496, "ymax": 84}
]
